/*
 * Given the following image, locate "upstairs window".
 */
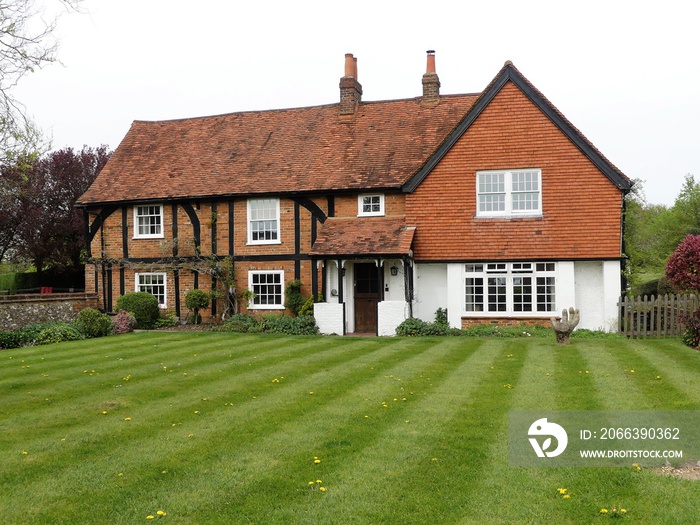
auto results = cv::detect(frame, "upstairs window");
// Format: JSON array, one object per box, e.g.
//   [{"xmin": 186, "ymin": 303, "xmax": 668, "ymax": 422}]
[
  {"xmin": 248, "ymin": 198, "xmax": 280, "ymax": 244},
  {"xmin": 476, "ymin": 169, "xmax": 542, "ymax": 217},
  {"xmin": 134, "ymin": 205, "xmax": 164, "ymax": 238},
  {"xmin": 358, "ymin": 194, "xmax": 385, "ymax": 217}
]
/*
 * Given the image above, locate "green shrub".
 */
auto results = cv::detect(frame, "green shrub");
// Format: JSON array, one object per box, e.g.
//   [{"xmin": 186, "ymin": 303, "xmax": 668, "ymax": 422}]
[
  {"xmin": 298, "ymin": 295, "xmax": 315, "ymax": 317},
  {"xmin": 260, "ymin": 313, "xmax": 318, "ymax": 335},
  {"xmin": 112, "ymin": 311, "xmax": 136, "ymax": 335},
  {"xmin": 0, "ymin": 330, "xmax": 27, "ymax": 349},
  {"xmin": 116, "ymin": 292, "xmax": 160, "ymax": 329},
  {"xmin": 36, "ymin": 323, "xmax": 84, "ymax": 345},
  {"xmin": 74, "ymin": 308, "xmax": 113, "ymax": 338},
  {"xmin": 435, "ymin": 307, "xmax": 448, "ymax": 327},
  {"xmin": 215, "ymin": 313, "xmax": 260, "ymax": 333},
  {"xmin": 395, "ymin": 317, "xmax": 459, "ymax": 336},
  {"xmin": 153, "ymin": 314, "xmax": 179, "ymax": 328},
  {"xmin": 284, "ymin": 279, "xmax": 305, "ymax": 316},
  {"xmin": 570, "ymin": 328, "xmax": 624, "ymax": 340},
  {"xmin": 185, "ymin": 289, "xmax": 210, "ymax": 324}
]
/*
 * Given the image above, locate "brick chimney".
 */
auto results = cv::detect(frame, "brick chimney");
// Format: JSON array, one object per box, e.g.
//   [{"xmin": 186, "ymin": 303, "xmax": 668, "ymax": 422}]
[
  {"xmin": 339, "ymin": 53, "xmax": 362, "ymax": 115},
  {"xmin": 422, "ymin": 50, "xmax": 440, "ymax": 103}
]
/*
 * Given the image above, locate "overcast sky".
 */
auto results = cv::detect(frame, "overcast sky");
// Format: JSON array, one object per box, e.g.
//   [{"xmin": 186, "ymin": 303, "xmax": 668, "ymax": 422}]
[{"xmin": 14, "ymin": 0, "xmax": 700, "ymax": 206}]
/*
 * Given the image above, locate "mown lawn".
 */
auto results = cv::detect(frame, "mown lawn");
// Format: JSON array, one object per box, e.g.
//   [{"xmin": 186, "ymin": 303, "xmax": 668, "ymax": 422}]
[{"xmin": 0, "ymin": 332, "xmax": 698, "ymax": 524}]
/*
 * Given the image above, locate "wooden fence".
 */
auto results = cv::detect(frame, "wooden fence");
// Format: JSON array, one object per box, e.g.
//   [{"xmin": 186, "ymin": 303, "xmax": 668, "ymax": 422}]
[{"xmin": 618, "ymin": 294, "xmax": 698, "ymax": 338}]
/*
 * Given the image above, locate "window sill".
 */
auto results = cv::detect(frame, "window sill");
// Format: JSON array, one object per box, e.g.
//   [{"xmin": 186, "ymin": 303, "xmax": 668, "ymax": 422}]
[
  {"xmin": 474, "ymin": 214, "xmax": 543, "ymax": 220},
  {"xmin": 247, "ymin": 240, "xmax": 282, "ymax": 246},
  {"xmin": 133, "ymin": 235, "xmax": 165, "ymax": 240},
  {"xmin": 248, "ymin": 305, "xmax": 285, "ymax": 310}
]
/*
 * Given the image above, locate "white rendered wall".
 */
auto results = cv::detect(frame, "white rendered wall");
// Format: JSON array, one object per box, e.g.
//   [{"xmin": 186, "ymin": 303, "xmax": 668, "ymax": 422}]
[
  {"xmin": 378, "ymin": 301, "xmax": 409, "ymax": 336},
  {"xmin": 315, "ymin": 302, "xmax": 345, "ymax": 335},
  {"xmin": 573, "ymin": 261, "xmax": 620, "ymax": 331},
  {"xmin": 412, "ymin": 263, "xmax": 447, "ymax": 325}
]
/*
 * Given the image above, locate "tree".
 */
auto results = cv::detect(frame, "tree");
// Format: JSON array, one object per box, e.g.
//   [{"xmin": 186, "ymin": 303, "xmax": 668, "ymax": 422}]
[
  {"xmin": 624, "ymin": 175, "xmax": 700, "ymax": 293},
  {"xmin": 2, "ymin": 145, "xmax": 111, "ymax": 275},
  {"xmin": 665, "ymin": 234, "xmax": 700, "ymax": 292},
  {"xmin": 0, "ymin": 0, "xmax": 83, "ymax": 156}
]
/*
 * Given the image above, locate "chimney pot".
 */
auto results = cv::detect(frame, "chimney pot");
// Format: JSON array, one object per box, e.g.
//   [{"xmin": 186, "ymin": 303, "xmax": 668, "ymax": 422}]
[
  {"xmin": 344, "ymin": 53, "xmax": 355, "ymax": 78},
  {"xmin": 426, "ymin": 50, "xmax": 436, "ymax": 73},
  {"xmin": 340, "ymin": 53, "xmax": 362, "ymax": 115},
  {"xmin": 422, "ymin": 50, "xmax": 440, "ymax": 103}
]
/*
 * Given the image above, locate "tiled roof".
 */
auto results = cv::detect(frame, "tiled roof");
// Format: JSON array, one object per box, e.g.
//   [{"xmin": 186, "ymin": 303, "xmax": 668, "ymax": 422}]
[
  {"xmin": 77, "ymin": 94, "xmax": 478, "ymax": 206},
  {"xmin": 309, "ymin": 217, "xmax": 415, "ymax": 258}
]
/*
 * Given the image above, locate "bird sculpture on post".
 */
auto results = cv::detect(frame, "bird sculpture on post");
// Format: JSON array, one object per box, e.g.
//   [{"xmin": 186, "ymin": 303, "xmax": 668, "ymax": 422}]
[{"xmin": 551, "ymin": 307, "xmax": 580, "ymax": 344}]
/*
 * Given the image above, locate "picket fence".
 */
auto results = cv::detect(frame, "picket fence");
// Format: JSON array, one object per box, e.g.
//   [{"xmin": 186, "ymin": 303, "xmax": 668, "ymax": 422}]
[{"xmin": 617, "ymin": 294, "xmax": 698, "ymax": 339}]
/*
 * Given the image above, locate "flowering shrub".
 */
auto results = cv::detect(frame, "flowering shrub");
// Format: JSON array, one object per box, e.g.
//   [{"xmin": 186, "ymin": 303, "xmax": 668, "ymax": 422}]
[
  {"xmin": 680, "ymin": 310, "xmax": 700, "ymax": 349},
  {"xmin": 112, "ymin": 310, "xmax": 136, "ymax": 335}
]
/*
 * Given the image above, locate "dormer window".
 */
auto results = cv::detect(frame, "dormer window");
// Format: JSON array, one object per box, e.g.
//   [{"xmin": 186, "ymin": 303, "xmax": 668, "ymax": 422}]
[
  {"xmin": 476, "ymin": 169, "xmax": 542, "ymax": 218},
  {"xmin": 358, "ymin": 194, "xmax": 385, "ymax": 217}
]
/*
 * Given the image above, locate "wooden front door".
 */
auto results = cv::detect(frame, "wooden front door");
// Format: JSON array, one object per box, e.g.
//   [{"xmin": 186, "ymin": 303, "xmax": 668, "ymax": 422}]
[{"xmin": 354, "ymin": 263, "xmax": 380, "ymax": 333}]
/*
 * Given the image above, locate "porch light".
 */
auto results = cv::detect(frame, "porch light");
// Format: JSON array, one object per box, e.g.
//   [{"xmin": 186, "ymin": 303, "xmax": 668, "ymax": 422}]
[{"xmin": 390, "ymin": 265, "xmax": 399, "ymax": 276}]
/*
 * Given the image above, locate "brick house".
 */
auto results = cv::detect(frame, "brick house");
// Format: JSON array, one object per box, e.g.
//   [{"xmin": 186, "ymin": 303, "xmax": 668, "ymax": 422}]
[{"xmin": 76, "ymin": 52, "xmax": 632, "ymax": 334}]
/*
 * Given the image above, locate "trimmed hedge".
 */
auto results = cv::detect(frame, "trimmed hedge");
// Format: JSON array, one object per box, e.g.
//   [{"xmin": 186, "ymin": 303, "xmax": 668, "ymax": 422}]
[{"xmin": 116, "ymin": 292, "xmax": 161, "ymax": 329}]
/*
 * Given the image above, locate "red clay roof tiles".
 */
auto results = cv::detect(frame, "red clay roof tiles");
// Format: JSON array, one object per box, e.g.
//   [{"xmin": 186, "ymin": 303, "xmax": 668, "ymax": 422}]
[
  {"xmin": 309, "ymin": 217, "xmax": 415, "ymax": 258},
  {"xmin": 77, "ymin": 95, "xmax": 478, "ymax": 206}
]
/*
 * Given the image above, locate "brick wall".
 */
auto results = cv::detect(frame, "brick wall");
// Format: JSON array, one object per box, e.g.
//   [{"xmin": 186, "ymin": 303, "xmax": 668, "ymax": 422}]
[
  {"xmin": 461, "ymin": 316, "xmax": 555, "ymax": 330},
  {"xmin": 406, "ymin": 81, "xmax": 624, "ymax": 261},
  {"xmin": 86, "ymin": 196, "xmax": 326, "ymax": 318},
  {"xmin": 0, "ymin": 293, "xmax": 99, "ymax": 330}
]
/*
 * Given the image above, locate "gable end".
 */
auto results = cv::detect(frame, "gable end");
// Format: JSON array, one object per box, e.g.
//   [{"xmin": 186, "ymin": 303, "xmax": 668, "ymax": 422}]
[{"xmin": 403, "ymin": 64, "xmax": 632, "ymax": 193}]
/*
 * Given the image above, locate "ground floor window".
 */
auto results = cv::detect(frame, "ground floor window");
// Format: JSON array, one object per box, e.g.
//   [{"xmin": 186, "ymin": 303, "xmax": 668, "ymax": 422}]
[
  {"xmin": 135, "ymin": 272, "xmax": 167, "ymax": 308},
  {"xmin": 248, "ymin": 270, "xmax": 285, "ymax": 309},
  {"xmin": 464, "ymin": 262, "xmax": 555, "ymax": 314}
]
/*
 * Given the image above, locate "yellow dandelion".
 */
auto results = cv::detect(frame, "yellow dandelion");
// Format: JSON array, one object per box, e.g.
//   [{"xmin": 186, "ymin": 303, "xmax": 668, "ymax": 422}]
[
  {"xmin": 124, "ymin": 417, "xmax": 132, "ymax": 421},
  {"xmin": 319, "ymin": 486, "xmax": 327, "ymax": 492},
  {"xmin": 22, "ymin": 451, "xmax": 28, "ymax": 455},
  {"xmin": 308, "ymin": 481, "xmax": 315, "ymax": 485},
  {"xmin": 146, "ymin": 515, "xmax": 155, "ymax": 520},
  {"xmin": 563, "ymin": 494, "xmax": 570, "ymax": 499},
  {"xmin": 314, "ymin": 458, "xmax": 321, "ymax": 464},
  {"xmin": 156, "ymin": 510, "xmax": 166, "ymax": 516},
  {"xmin": 102, "ymin": 410, "xmax": 107, "ymax": 415},
  {"xmin": 118, "ymin": 472, "xmax": 123, "ymax": 476},
  {"xmin": 316, "ymin": 479, "xmax": 322, "ymax": 484},
  {"xmin": 557, "ymin": 488, "xmax": 567, "ymax": 494},
  {"xmin": 600, "ymin": 508, "xmax": 608, "ymax": 514},
  {"xmin": 630, "ymin": 369, "xmax": 635, "ymax": 373},
  {"xmin": 620, "ymin": 509, "xmax": 627, "ymax": 514}
]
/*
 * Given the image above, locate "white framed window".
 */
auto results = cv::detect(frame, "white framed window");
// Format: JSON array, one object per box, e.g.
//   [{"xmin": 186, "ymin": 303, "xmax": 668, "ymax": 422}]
[
  {"xmin": 464, "ymin": 262, "xmax": 555, "ymax": 314},
  {"xmin": 248, "ymin": 198, "xmax": 280, "ymax": 244},
  {"xmin": 135, "ymin": 272, "xmax": 167, "ymax": 308},
  {"xmin": 134, "ymin": 204, "xmax": 164, "ymax": 238},
  {"xmin": 476, "ymin": 169, "xmax": 542, "ymax": 218},
  {"xmin": 358, "ymin": 194, "xmax": 385, "ymax": 217},
  {"xmin": 248, "ymin": 270, "xmax": 285, "ymax": 309}
]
